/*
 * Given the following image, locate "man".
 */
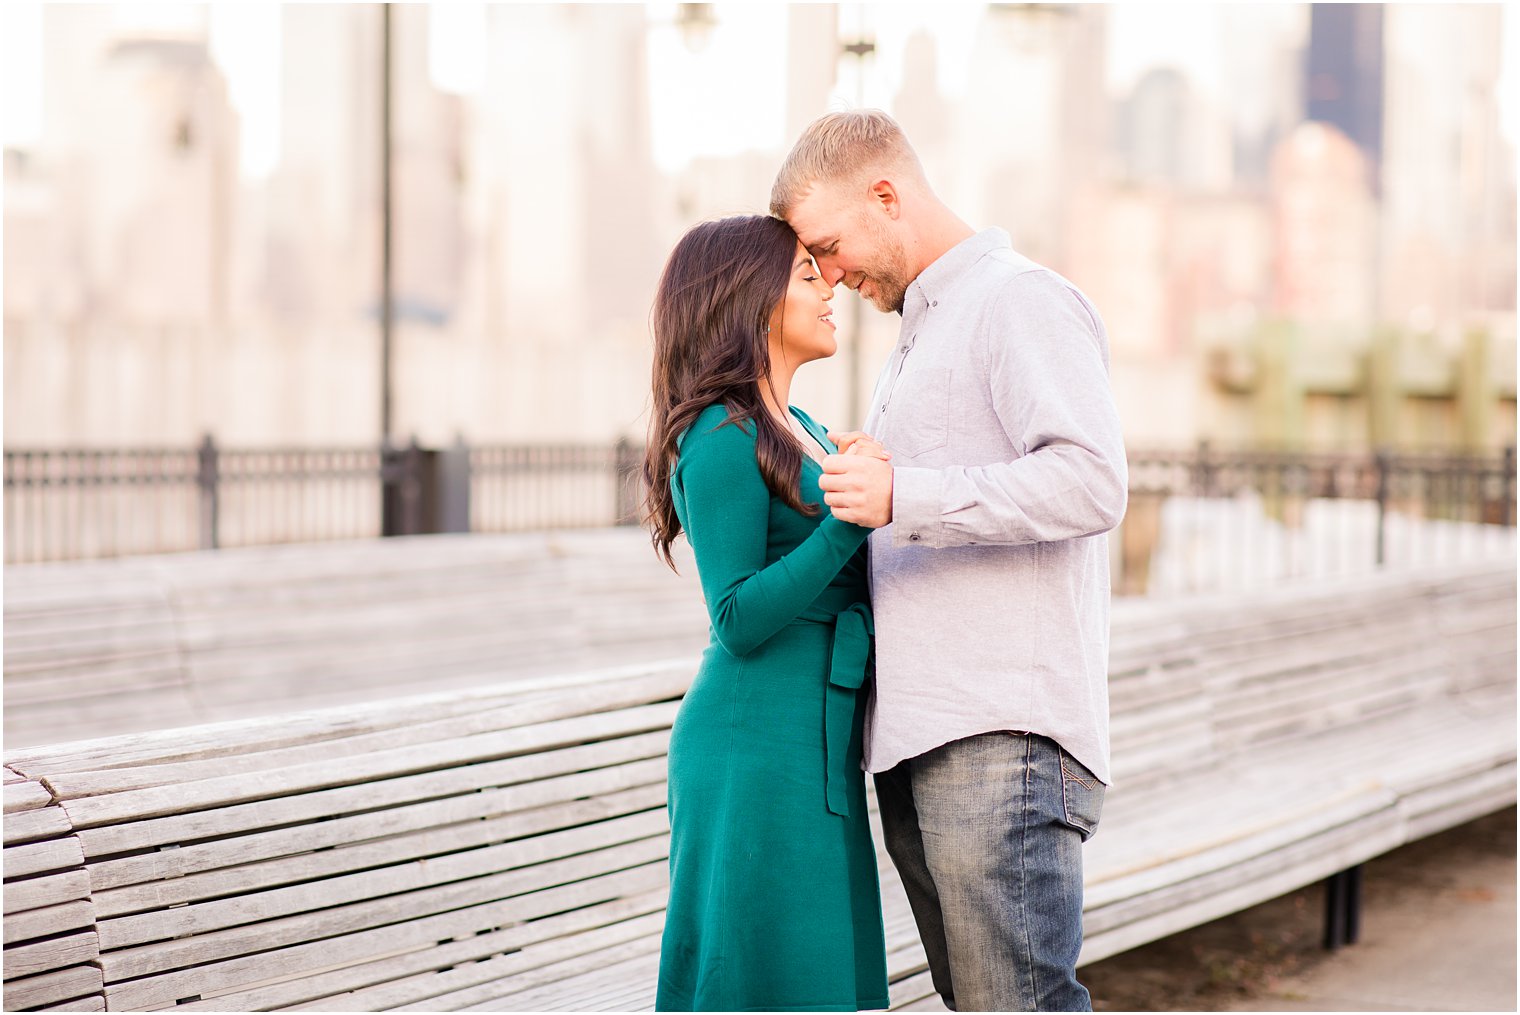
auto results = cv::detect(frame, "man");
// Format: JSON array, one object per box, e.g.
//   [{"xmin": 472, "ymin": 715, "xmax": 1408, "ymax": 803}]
[{"xmin": 771, "ymin": 110, "xmax": 1127, "ymax": 1012}]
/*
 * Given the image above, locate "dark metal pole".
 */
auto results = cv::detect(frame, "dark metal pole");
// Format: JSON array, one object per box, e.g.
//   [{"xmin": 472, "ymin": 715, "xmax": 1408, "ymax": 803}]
[
  {"xmin": 1505, "ymin": 445, "xmax": 1516, "ymax": 528},
  {"xmin": 1323, "ymin": 865, "xmax": 1364, "ymax": 950},
  {"xmin": 379, "ymin": 3, "xmax": 400, "ymax": 536},
  {"xmin": 380, "ymin": 3, "xmax": 395, "ymax": 444},
  {"xmin": 842, "ymin": 34, "xmax": 874, "ymax": 428},
  {"xmin": 1374, "ymin": 449, "xmax": 1390, "ymax": 567},
  {"xmin": 614, "ymin": 437, "xmax": 640, "ymax": 526},
  {"xmin": 197, "ymin": 433, "xmax": 220, "ymax": 550}
]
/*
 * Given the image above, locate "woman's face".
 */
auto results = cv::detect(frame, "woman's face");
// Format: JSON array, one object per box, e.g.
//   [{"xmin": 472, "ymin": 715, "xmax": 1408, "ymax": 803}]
[{"xmin": 767, "ymin": 241, "xmax": 836, "ymax": 369}]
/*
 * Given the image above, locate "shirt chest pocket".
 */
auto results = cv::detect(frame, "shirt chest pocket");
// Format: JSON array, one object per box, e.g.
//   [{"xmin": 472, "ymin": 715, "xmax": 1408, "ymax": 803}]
[{"xmin": 888, "ymin": 366, "xmax": 952, "ymax": 457}]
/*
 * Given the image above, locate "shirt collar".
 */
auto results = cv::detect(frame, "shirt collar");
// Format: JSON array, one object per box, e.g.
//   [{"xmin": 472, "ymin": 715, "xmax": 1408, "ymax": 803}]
[{"xmin": 905, "ymin": 227, "xmax": 1011, "ymax": 311}]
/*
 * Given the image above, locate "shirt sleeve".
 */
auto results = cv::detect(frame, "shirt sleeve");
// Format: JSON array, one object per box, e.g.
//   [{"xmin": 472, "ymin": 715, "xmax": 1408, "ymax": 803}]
[
  {"xmin": 674, "ymin": 416, "xmax": 872, "ymax": 656},
  {"xmin": 890, "ymin": 270, "xmax": 1128, "ymax": 548}
]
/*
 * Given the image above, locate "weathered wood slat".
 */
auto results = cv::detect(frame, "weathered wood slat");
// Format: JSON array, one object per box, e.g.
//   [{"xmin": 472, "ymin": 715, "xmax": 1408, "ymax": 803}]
[
  {"xmin": 80, "ymin": 751, "xmax": 669, "ymax": 878},
  {"xmin": 435, "ymin": 938, "xmax": 663, "ymax": 1013},
  {"xmin": 1080, "ymin": 808, "xmax": 1407, "ymax": 966},
  {"xmin": 3, "ymin": 898, "xmax": 96, "ymax": 947},
  {"xmin": 97, "ymin": 810, "xmax": 670, "ymax": 949},
  {"xmin": 1398, "ymin": 761, "xmax": 1517, "ymax": 841},
  {"xmin": 102, "ymin": 864, "xmax": 669, "ymax": 1011},
  {"xmin": 1085, "ymin": 785, "xmax": 1397, "ymax": 909},
  {"xmin": 92, "ymin": 782, "xmax": 668, "ymax": 916},
  {"xmin": 39, "ymin": 993, "xmax": 106, "ymax": 1011},
  {"xmin": 52, "ymin": 688, "xmax": 678, "ymax": 808},
  {"xmin": 427, "ymin": 878, "xmax": 958, "ymax": 1013},
  {"xmin": 890, "ymin": 971, "xmax": 947, "ymax": 1011},
  {"xmin": 100, "ymin": 843, "xmax": 668, "ymax": 985},
  {"xmin": 84, "ymin": 736, "xmax": 671, "ymax": 892},
  {"xmin": 60, "ymin": 698, "xmax": 682, "ymax": 835},
  {"xmin": 167, "ymin": 891, "xmax": 670, "ymax": 1012},
  {"xmin": 1, "ymin": 964, "xmax": 104, "ymax": 1011},
  {"xmin": 3, "ymin": 660, "xmax": 176, "ymax": 705},
  {"xmin": 2, "ymin": 869, "xmax": 92, "ymax": 915},
  {"xmin": 5, "ymin": 659, "xmax": 683, "ymax": 779},
  {"xmin": 4, "ymin": 835, "xmax": 85, "ymax": 878},
  {"xmin": 3, "ymin": 805, "xmax": 73, "ymax": 845},
  {"xmin": 301, "ymin": 910, "xmax": 669, "ymax": 1013},
  {"xmin": 2, "ymin": 694, "xmax": 203, "ymax": 752},
  {"xmin": 2, "ymin": 930, "xmax": 99, "ymax": 980},
  {"xmin": 50, "ymin": 684, "xmax": 684, "ymax": 813},
  {"xmin": 4, "ymin": 780, "xmax": 55, "ymax": 814}
]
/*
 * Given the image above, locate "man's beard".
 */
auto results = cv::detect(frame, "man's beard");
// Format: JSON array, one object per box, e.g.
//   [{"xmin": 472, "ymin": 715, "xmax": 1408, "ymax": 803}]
[{"xmin": 857, "ymin": 215, "xmax": 912, "ymax": 314}]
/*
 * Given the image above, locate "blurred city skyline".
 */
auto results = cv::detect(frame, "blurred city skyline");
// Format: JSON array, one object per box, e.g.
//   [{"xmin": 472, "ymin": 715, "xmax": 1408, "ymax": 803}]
[
  {"xmin": 2, "ymin": 3, "xmax": 1516, "ymax": 454},
  {"xmin": 20, "ymin": 4, "xmax": 1509, "ymax": 175}
]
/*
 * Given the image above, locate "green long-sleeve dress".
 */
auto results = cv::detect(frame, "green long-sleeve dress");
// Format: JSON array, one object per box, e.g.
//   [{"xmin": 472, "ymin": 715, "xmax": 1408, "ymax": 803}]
[{"xmin": 656, "ymin": 402, "xmax": 890, "ymax": 1013}]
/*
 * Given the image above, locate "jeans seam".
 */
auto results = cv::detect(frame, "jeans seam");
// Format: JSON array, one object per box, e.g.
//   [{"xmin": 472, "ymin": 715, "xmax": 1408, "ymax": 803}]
[{"xmin": 1018, "ymin": 732, "xmax": 1039, "ymax": 1007}]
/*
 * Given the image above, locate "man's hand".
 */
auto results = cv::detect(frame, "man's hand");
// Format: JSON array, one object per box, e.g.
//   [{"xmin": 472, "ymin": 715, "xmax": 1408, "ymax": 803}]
[
  {"xmin": 818, "ymin": 454, "xmax": 893, "ymax": 528},
  {"xmin": 827, "ymin": 430, "xmax": 891, "ymax": 460}
]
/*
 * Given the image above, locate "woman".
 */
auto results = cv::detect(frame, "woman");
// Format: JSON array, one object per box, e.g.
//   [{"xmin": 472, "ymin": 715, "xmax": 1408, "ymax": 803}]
[{"xmin": 643, "ymin": 215, "xmax": 891, "ymax": 1012}]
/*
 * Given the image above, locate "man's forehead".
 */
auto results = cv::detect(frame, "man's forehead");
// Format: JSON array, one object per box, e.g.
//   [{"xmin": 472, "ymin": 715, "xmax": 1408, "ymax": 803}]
[{"xmin": 787, "ymin": 186, "xmax": 843, "ymax": 246}]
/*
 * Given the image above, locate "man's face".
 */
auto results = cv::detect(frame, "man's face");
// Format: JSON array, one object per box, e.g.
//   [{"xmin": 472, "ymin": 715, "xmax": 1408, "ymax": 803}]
[{"xmin": 786, "ymin": 182, "xmax": 913, "ymax": 315}]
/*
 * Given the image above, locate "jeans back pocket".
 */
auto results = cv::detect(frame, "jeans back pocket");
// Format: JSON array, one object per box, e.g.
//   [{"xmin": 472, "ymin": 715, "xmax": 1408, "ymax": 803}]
[{"xmin": 1057, "ymin": 746, "xmax": 1105, "ymax": 842}]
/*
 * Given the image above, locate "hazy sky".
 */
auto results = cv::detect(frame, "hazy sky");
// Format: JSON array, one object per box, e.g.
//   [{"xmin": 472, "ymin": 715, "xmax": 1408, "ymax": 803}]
[{"xmin": 2, "ymin": 2, "xmax": 1516, "ymax": 180}]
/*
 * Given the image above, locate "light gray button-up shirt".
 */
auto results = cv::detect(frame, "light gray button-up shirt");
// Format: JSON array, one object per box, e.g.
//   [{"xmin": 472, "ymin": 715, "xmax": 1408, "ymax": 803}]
[{"xmin": 862, "ymin": 228, "xmax": 1127, "ymax": 783}]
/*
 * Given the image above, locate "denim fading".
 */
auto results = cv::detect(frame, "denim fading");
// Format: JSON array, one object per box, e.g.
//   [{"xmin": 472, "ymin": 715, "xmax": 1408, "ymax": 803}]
[{"xmin": 875, "ymin": 730, "xmax": 1104, "ymax": 1013}]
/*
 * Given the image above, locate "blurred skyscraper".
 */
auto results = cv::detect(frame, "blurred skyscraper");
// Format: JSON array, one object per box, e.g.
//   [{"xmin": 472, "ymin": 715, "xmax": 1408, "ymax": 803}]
[
  {"xmin": 1221, "ymin": 5, "xmax": 1306, "ymax": 189},
  {"xmin": 1305, "ymin": 3, "xmax": 1384, "ymax": 191},
  {"xmin": 4, "ymin": 7, "xmax": 242, "ymax": 444},
  {"xmin": 1381, "ymin": 3, "xmax": 1514, "ymax": 332}
]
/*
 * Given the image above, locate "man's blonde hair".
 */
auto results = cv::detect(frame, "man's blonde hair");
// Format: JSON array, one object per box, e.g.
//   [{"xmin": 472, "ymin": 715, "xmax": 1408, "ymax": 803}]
[{"xmin": 769, "ymin": 109, "xmax": 926, "ymax": 219}]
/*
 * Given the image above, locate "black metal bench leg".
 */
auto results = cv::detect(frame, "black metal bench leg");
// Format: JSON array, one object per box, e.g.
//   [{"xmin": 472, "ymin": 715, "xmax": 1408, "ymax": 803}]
[{"xmin": 1323, "ymin": 865, "xmax": 1365, "ymax": 950}]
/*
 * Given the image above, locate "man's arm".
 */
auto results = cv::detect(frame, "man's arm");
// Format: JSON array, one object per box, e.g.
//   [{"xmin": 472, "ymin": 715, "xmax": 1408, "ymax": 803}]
[{"xmin": 889, "ymin": 270, "xmax": 1127, "ymax": 548}]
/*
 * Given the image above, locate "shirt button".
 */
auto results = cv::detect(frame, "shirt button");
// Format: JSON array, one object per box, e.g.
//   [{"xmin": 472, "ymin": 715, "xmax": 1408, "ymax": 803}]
[
  {"xmin": 931, "ymin": 300, "xmax": 938, "ymax": 307},
  {"xmin": 908, "ymin": 532, "xmax": 921, "ymax": 542}
]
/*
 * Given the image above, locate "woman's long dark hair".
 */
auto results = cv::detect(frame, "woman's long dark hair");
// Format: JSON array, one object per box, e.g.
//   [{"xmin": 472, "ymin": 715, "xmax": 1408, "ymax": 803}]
[{"xmin": 644, "ymin": 215, "xmax": 819, "ymax": 571}]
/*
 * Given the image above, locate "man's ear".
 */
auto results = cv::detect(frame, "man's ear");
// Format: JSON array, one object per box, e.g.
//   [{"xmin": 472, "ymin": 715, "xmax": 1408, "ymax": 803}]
[{"xmin": 868, "ymin": 179, "xmax": 901, "ymax": 220}]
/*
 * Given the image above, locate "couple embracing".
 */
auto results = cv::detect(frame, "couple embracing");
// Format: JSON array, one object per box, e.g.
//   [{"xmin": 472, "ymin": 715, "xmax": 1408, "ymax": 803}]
[{"xmin": 642, "ymin": 111, "xmax": 1128, "ymax": 1013}]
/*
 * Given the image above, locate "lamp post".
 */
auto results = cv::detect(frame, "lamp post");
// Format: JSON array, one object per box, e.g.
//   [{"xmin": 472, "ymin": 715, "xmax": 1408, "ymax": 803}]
[
  {"xmin": 380, "ymin": 2, "xmax": 394, "ymax": 445},
  {"xmin": 840, "ymin": 25, "xmax": 875, "ymax": 427},
  {"xmin": 379, "ymin": 3, "xmax": 402, "ymax": 536}
]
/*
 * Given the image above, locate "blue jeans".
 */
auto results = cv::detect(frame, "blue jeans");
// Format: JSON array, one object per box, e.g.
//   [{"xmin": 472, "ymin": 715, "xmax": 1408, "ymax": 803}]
[{"xmin": 874, "ymin": 731, "xmax": 1104, "ymax": 1012}]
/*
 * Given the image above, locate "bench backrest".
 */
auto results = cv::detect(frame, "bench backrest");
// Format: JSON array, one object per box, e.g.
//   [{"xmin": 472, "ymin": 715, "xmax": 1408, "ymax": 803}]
[
  {"xmin": 1104, "ymin": 561, "xmax": 1516, "ymax": 787},
  {"xmin": 3, "ymin": 531, "xmax": 705, "ymax": 748}
]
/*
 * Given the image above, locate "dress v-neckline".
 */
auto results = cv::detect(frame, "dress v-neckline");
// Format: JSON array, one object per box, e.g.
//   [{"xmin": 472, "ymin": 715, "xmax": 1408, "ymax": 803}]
[{"xmin": 788, "ymin": 407, "xmax": 834, "ymax": 469}]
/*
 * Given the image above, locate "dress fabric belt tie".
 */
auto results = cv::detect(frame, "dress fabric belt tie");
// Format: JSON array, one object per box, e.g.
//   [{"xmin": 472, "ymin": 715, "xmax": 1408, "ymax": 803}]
[{"xmin": 825, "ymin": 601, "xmax": 874, "ymax": 818}]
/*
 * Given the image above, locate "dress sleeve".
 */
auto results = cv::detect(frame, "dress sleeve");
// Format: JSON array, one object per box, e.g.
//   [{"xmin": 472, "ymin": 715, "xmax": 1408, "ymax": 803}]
[{"xmin": 674, "ymin": 416, "xmax": 870, "ymax": 656}]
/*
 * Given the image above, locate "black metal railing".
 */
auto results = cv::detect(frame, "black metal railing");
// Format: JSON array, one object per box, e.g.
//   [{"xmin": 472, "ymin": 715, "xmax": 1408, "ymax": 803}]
[
  {"xmin": 1118, "ymin": 444, "xmax": 1516, "ymax": 594},
  {"xmin": 5, "ymin": 439, "xmax": 1515, "ymax": 596}
]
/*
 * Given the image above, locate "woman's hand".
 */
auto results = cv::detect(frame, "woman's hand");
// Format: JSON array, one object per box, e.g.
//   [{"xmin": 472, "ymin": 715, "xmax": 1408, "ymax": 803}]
[{"xmin": 827, "ymin": 430, "xmax": 891, "ymax": 462}]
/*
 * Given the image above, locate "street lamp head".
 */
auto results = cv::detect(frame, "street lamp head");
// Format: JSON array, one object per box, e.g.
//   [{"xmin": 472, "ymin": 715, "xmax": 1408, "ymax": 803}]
[{"xmin": 676, "ymin": 3, "xmax": 717, "ymax": 53}]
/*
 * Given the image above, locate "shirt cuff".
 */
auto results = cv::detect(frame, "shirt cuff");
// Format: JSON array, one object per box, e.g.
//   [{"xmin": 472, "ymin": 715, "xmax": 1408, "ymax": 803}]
[{"xmin": 890, "ymin": 466, "xmax": 945, "ymax": 548}]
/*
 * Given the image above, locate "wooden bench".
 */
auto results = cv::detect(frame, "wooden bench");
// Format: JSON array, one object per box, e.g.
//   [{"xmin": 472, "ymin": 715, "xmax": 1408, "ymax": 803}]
[
  {"xmin": 3, "ymin": 532, "xmax": 707, "ymax": 748},
  {"xmin": 3, "ymin": 558, "xmax": 1513, "ymax": 1011}
]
